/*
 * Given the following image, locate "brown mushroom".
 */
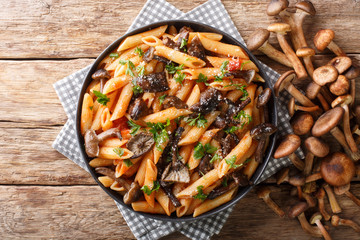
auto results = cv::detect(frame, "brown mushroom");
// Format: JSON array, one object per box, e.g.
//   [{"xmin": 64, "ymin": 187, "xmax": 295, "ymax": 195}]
[
  {"xmin": 306, "ymin": 65, "xmax": 338, "ymax": 100},
  {"xmin": 190, "ymin": 88, "xmax": 222, "ymax": 114},
  {"xmin": 317, "ymin": 92, "xmax": 331, "ymax": 111},
  {"xmin": 302, "ymin": 192, "xmax": 316, "ymax": 208},
  {"xmin": 287, "ymin": 97, "xmax": 320, "ymax": 117},
  {"xmin": 257, "ymin": 186, "xmax": 285, "ymax": 217},
  {"xmin": 310, "ymin": 212, "xmax": 332, "ymax": 240},
  {"xmin": 274, "ymin": 70, "xmax": 316, "ymax": 107},
  {"xmin": 266, "ymin": 0, "xmax": 289, "ymax": 16},
  {"xmin": 290, "ymin": 112, "xmax": 314, "ymax": 135},
  {"xmin": 208, "ymin": 172, "xmax": 248, "ymax": 200},
  {"xmin": 224, "ymin": 70, "xmax": 256, "ymax": 84},
  {"xmin": 84, "ymin": 128, "xmax": 122, "ymax": 158},
  {"xmin": 250, "ymin": 123, "xmax": 277, "ymax": 163},
  {"xmin": 274, "ymin": 134, "xmax": 304, "ymax": 171},
  {"xmin": 321, "ymin": 152, "xmax": 355, "ymax": 187},
  {"xmin": 344, "ymin": 66, "xmax": 360, "ymax": 107},
  {"xmin": 331, "ymin": 215, "xmax": 360, "ymax": 233},
  {"xmin": 323, "ymin": 183, "xmax": 342, "ymax": 214},
  {"xmin": 126, "ymin": 132, "xmax": 155, "ymax": 159},
  {"xmin": 331, "ymin": 95, "xmax": 358, "ymax": 152},
  {"xmin": 256, "ymin": 87, "xmax": 272, "ymax": 108},
  {"xmin": 304, "ymin": 137, "xmax": 329, "ymax": 176},
  {"xmin": 296, "ymin": 47, "xmax": 316, "ymax": 77},
  {"xmin": 334, "ymin": 183, "xmax": 360, "ymax": 207},
  {"xmin": 135, "ymin": 72, "xmax": 170, "ymax": 92},
  {"xmin": 247, "ymin": 28, "xmax": 292, "ymax": 68},
  {"xmin": 327, "ymin": 56, "xmax": 352, "ymax": 74},
  {"xmin": 128, "ymin": 98, "xmax": 151, "ymax": 120},
  {"xmin": 329, "ymin": 75, "xmax": 350, "ymax": 96},
  {"xmin": 268, "ymin": 23, "xmax": 308, "ymax": 81},
  {"xmin": 162, "ymin": 95, "xmax": 188, "ymax": 109},
  {"xmin": 288, "ymin": 202, "xmax": 323, "ymax": 237},
  {"xmin": 314, "ymin": 29, "xmax": 346, "ymax": 56},
  {"xmin": 316, "ymin": 188, "xmax": 331, "ymax": 221},
  {"xmin": 92, "ymin": 69, "xmax": 111, "ymax": 93}
]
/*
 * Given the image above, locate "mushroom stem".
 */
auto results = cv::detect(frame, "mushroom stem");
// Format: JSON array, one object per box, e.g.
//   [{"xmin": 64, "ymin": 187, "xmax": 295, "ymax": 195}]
[
  {"xmin": 328, "ymin": 41, "xmax": 346, "ymax": 57},
  {"xmin": 320, "ymin": 87, "xmax": 335, "ymax": 105},
  {"xmin": 289, "ymin": 153, "xmax": 305, "ymax": 171},
  {"xmin": 259, "ymin": 42, "xmax": 293, "ymax": 68},
  {"xmin": 342, "ymin": 104, "xmax": 358, "ymax": 153},
  {"xmin": 257, "ymin": 186, "xmax": 285, "ymax": 218},
  {"xmin": 303, "ymin": 57, "xmax": 314, "ymax": 78},
  {"xmin": 350, "ymin": 79, "xmax": 356, "ymax": 108},
  {"xmin": 316, "ymin": 188, "xmax": 331, "ymax": 221},
  {"xmin": 295, "ymin": 105, "xmax": 320, "ymax": 113},
  {"xmin": 332, "ymin": 215, "xmax": 360, "ymax": 232},
  {"xmin": 330, "ymin": 127, "xmax": 360, "ymax": 161},
  {"xmin": 323, "ymin": 184, "xmax": 342, "ymax": 214},
  {"xmin": 298, "ymin": 213, "xmax": 323, "ymax": 238},
  {"xmin": 344, "ymin": 191, "xmax": 360, "ymax": 207},
  {"xmin": 304, "ymin": 152, "xmax": 314, "ymax": 176},
  {"xmin": 305, "ymin": 172, "xmax": 322, "ymax": 183},
  {"xmin": 314, "ymin": 218, "xmax": 332, "ymax": 240},
  {"xmin": 287, "ymin": 84, "xmax": 316, "ymax": 107},
  {"xmin": 317, "ymin": 93, "xmax": 330, "ymax": 111},
  {"xmin": 302, "ymin": 192, "xmax": 316, "ymax": 208}
]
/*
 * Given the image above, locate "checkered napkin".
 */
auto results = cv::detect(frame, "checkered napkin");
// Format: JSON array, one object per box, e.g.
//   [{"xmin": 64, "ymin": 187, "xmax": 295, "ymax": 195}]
[{"xmin": 52, "ymin": 0, "xmax": 304, "ymax": 239}]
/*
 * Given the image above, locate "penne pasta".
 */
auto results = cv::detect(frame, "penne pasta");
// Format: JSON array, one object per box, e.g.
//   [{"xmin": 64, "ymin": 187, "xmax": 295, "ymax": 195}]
[
  {"xmin": 176, "ymin": 79, "xmax": 195, "ymax": 101},
  {"xmin": 206, "ymin": 56, "xmax": 259, "ymax": 72},
  {"xmin": 131, "ymin": 201, "xmax": 167, "ymax": 214},
  {"xmin": 98, "ymin": 147, "xmax": 134, "ymax": 160},
  {"xmin": 155, "ymin": 45, "xmax": 206, "ymax": 68},
  {"xmin": 141, "ymin": 107, "xmax": 192, "ymax": 123},
  {"xmin": 101, "ymin": 108, "xmax": 113, "ymax": 131},
  {"xmin": 185, "ymin": 84, "xmax": 201, "ymax": 106},
  {"xmin": 174, "ymin": 32, "xmax": 223, "ymax": 43},
  {"xmin": 110, "ymin": 83, "xmax": 133, "ymax": 121},
  {"xmin": 182, "ymin": 68, "xmax": 222, "ymax": 80},
  {"xmin": 135, "ymin": 150, "xmax": 154, "ymax": 186},
  {"xmin": 143, "ymin": 159, "xmax": 158, "ymax": 208},
  {"xmin": 99, "ymin": 138, "xmax": 128, "ymax": 148},
  {"xmin": 81, "ymin": 93, "xmax": 94, "ymax": 135},
  {"xmin": 98, "ymin": 176, "xmax": 115, "ymax": 188},
  {"xmin": 155, "ymin": 188, "xmax": 175, "ymax": 216},
  {"xmin": 141, "ymin": 35, "xmax": 163, "ymax": 47},
  {"xmin": 103, "ymin": 75, "xmax": 132, "ymax": 94},
  {"xmin": 89, "ymin": 158, "xmax": 114, "ymax": 168}
]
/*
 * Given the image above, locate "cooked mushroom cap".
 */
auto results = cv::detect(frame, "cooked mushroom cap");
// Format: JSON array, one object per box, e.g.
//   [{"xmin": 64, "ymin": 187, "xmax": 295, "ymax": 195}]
[
  {"xmin": 190, "ymin": 88, "xmax": 222, "ymax": 114},
  {"xmin": 187, "ymin": 35, "xmax": 206, "ymax": 60},
  {"xmin": 312, "ymin": 107, "xmax": 344, "ymax": 136},
  {"xmin": 304, "ymin": 137, "xmax": 329, "ymax": 157},
  {"xmin": 321, "ymin": 152, "xmax": 355, "ymax": 186},
  {"xmin": 224, "ymin": 70, "xmax": 256, "ymax": 83},
  {"xmin": 274, "ymin": 70, "xmax": 296, "ymax": 96},
  {"xmin": 247, "ymin": 28, "xmax": 270, "ymax": 51},
  {"xmin": 257, "ymin": 88, "xmax": 272, "ymax": 108},
  {"xmin": 135, "ymin": 72, "xmax": 170, "ymax": 92},
  {"xmin": 128, "ymin": 98, "xmax": 150, "ymax": 120},
  {"xmin": 295, "ymin": 1, "xmax": 316, "ymax": 15},
  {"xmin": 327, "ymin": 56, "xmax": 352, "ymax": 74},
  {"xmin": 250, "ymin": 123, "xmax": 278, "ymax": 140},
  {"xmin": 92, "ymin": 69, "xmax": 111, "ymax": 80},
  {"xmin": 329, "ymin": 75, "xmax": 349, "ymax": 96},
  {"xmin": 288, "ymin": 202, "xmax": 309, "ymax": 218},
  {"xmin": 331, "ymin": 94, "xmax": 352, "ymax": 108},
  {"xmin": 267, "ymin": 0, "xmax": 289, "ymax": 16},
  {"xmin": 162, "ymin": 95, "xmax": 188, "ymax": 109},
  {"xmin": 123, "ymin": 181, "xmax": 142, "ymax": 205},
  {"xmin": 267, "ymin": 23, "xmax": 291, "ymax": 34},
  {"xmin": 344, "ymin": 65, "xmax": 360, "ymax": 79},
  {"xmin": 291, "ymin": 112, "xmax": 314, "ymax": 135},
  {"xmin": 314, "ymin": 29, "xmax": 335, "ymax": 51},
  {"xmin": 296, "ymin": 47, "xmax": 316, "ymax": 58},
  {"xmin": 84, "ymin": 129, "xmax": 100, "ymax": 157},
  {"xmin": 310, "ymin": 212, "xmax": 323, "ymax": 224},
  {"xmin": 274, "ymin": 134, "xmax": 301, "ymax": 159},
  {"xmin": 126, "ymin": 132, "xmax": 155, "ymax": 159},
  {"xmin": 312, "ymin": 65, "xmax": 338, "ymax": 86}
]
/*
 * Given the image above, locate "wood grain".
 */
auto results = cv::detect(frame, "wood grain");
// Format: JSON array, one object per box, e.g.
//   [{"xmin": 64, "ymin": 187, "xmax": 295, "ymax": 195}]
[{"xmin": 0, "ymin": 0, "xmax": 359, "ymax": 58}]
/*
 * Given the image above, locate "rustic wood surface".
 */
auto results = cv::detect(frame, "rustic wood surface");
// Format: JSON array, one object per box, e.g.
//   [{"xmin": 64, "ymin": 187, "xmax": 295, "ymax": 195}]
[{"xmin": 1, "ymin": 0, "xmax": 360, "ymax": 239}]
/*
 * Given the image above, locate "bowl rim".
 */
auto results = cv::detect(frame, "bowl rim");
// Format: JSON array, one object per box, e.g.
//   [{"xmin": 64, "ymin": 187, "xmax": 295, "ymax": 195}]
[{"xmin": 75, "ymin": 19, "xmax": 278, "ymax": 222}]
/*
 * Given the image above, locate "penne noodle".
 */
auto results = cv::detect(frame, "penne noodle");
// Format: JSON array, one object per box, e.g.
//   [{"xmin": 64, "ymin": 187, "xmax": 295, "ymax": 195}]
[
  {"xmin": 110, "ymin": 181, "xmax": 126, "ymax": 192},
  {"xmin": 179, "ymin": 144, "xmax": 194, "ymax": 164},
  {"xmin": 254, "ymin": 73, "xmax": 265, "ymax": 82},
  {"xmin": 154, "ymin": 121, "xmax": 176, "ymax": 163},
  {"xmin": 122, "ymin": 160, "xmax": 141, "ymax": 177},
  {"xmin": 110, "ymin": 83, "xmax": 133, "ymax": 121},
  {"xmin": 154, "ymin": 62, "xmax": 165, "ymax": 73},
  {"xmin": 145, "ymin": 59, "xmax": 158, "ymax": 74},
  {"xmin": 174, "ymin": 32, "xmax": 223, "ymax": 43},
  {"xmin": 87, "ymin": 79, "xmax": 100, "ymax": 98},
  {"xmin": 182, "ymin": 68, "xmax": 222, "ymax": 80},
  {"xmin": 162, "ymin": 33, "xmax": 175, "ymax": 39},
  {"xmin": 118, "ymin": 25, "xmax": 168, "ymax": 51},
  {"xmin": 143, "ymin": 159, "xmax": 158, "ymax": 208},
  {"xmin": 99, "ymin": 138, "xmax": 128, "ymax": 148},
  {"xmin": 206, "ymin": 56, "xmax": 259, "ymax": 72},
  {"xmin": 116, "ymin": 156, "xmax": 142, "ymax": 177},
  {"xmin": 89, "ymin": 158, "xmax": 114, "ymax": 168},
  {"xmin": 114, "ymin": 55, "xmax": 141, "ymax": 78},
  {"xmin": 81, "ymin": 93, "xmax": 94, "ymax": 135},
  {"xmin": 167, "ymin": 77, "xmax": 182, "ymax": 96},
  {"xmin": 101, "ymin": 108, "xmax": 113, "ymax": 131},
  {"xmin": 177, "ymin": 172, "xmax": 200, "ymax": 217},
  {"xmin": 103, "ymin": 75, "xmax": 132, "ymax": 94},
  {"xmin": 135, "ymin": 150, "xmax": 153, "ymax": 186},
  {"xmin": 91, "ymin": 105, "xmax": 105, "ymax": 131},
  {"xmin": 198, "ymin": 33, "xmax": 249, "ymax": 59},
  {"xmin": 141, "ymin": 35, "xmax": 163, "ymax": 47},
  {"xmin": 178, "ymin": 111, "xmax": 220, "ymax": 146},
  {"xmin": 98, "ymin": 147, "xmax": 134, "ymax": 160},
  {"xmin": 155, "ymin": 188, "xmax": 175, "ymax": 216},
  {"xmin": 209, "ymin": 79, "xmax": 248, "ymax": 91},
  {"xmin": 98, "ymin": 176, "xmax": 115, "ymax": 188},
  {"xmin": 131, "ymin": 201, "xmax": 167, "ymax": 214},
  {"xmin": 151, "ymin": 92, "xmax": 162, "ymax": 113},
  {"xmin": 143, "ymin": 92, "xmax": 156, "ymax": 108},
  {"xmin": 185, "ymin": 84, "xmax": 201, "ymax": 106},
  {"xmin": 176, "ymin": 79, "xmax": 195, "ymax": 101},
  {"xmin": 155, "ymin": 45, "xmax": 206, "ymax": 68},
  {"xmin": 242, "ymin": 155, "xmax": 258, "ymax": 180},
  {"xmin": 141, "ymin": 107, "xmax": 192, "ymax": 123}
]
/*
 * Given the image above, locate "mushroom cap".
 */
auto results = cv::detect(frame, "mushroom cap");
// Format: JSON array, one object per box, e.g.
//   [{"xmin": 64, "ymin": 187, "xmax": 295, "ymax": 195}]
[
  {"xmin": 327, "ymin": 56, "xmax": 352, "ymax": 74},
  {"xmin": 267, "ymin": 23, "xmax": 291, "ymax": 34},
  {"xmin": 304, "ymin": 136, "xmax": 329, "ymax": 157},
  {"xmin": 126, "ymin": 132, "xmax": 155, "ymax": 159},
  {"xmin": 305, "ymin": 81, "xmax": 322, "ymax": 100},
  {"xmin": 123, "ymin": 181, "xmax": 142, "ymax": 205},
  {"xmin": 257, "ymin": 87, "xmax": 272, "ymax": 108},
  {"xmin": 291, "ymin": 112, "xmax": 314, "ymax": 135},
  {"xmin": 334, "ymin": 183, "xmax": 351, "ymax": 195},
  {"xmin": 91, "ymin": 69, "xmax": 111, "ymax": 80},
  {"xmin": 287, "ymin": 97, "xmax": 296, "ymax": 117},
  {"xmin": 250, "ymin": 123, "xmax": 277, "ymax": 140},
  {"xmin": 267, "ymin": 0, "xmax": 289, "ymax": 16},
  {"xmin": 247, "ymin": 28, "xmax": 270, "ymax": 51},
  {"xmin": 312, "ymin": 65, "xmax": 338, "ymax": 86},
  {"xmin": 296, "ymin": 47, "xmax": 316, "ymax": 57},
  {"xmin": 320, "ymin": 152, "xmax": 355, "ymax": 186},
  {"xmin": 295, "ymin": 1, "xmax": 316, "ymax": 15},
  {"xmin": 344, "ymin": 65, "xmax": 360, "ymax": 79},
  {"xmin": 331, "ymin": 94, "xmax": 352, "ymax": 108},
  {"xmin": 288, "ymin": 174, "xmax": 306, "ymax": 186},
  {"xmin": 84, "ymin": 129, "xmax": 100, "ymax": 158},
  {"xmin": 329, "ymin": 75, "xmax": 350, "ymax": 96},
  {"xmin": 274, "ymin": 70, "xmax": 296, "ymax": 96},
  {"xmin": 312, "ymin": 107, "xmax": 344, "ymax": 136},
  {"xmin": 274, "ymin": 134, "xmax": 301, "ymax": 158},
  {"xmin": 314, "ymin": 29, "xmax": 335, "ymax": 51},
  {"xmin": 310, "ymin": 212, "xmax": 323, "ymax": 224},
  {"xmin": 288, "ymin": 202, "xmax": 308, "ymax": 218}
]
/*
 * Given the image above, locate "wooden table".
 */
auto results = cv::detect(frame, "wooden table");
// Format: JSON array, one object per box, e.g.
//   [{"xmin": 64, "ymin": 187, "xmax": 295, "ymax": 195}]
[{"xmin": 1, "ymin": 0, "xmax": 360, "ymax": 239}]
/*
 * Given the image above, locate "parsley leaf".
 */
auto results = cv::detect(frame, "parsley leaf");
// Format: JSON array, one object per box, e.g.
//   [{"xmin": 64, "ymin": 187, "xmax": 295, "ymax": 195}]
[
  {"xmin": 221, "ymin": 177, "xmax": 228, "ymax": 187},
  {"xmin": 185, "ymin": 113, "xmax": 207, "ymax": 128},
  {"xmin": 204, "ymin": 143, "xmax": 217, "ymax": 154},
  {"xmin": 165, "ymin": 63, "xmax": 184, "ymax": 74},
  {"xmin": 147, "ymin": 119, "xmax": 170, "ymax": 151},
  {"xmin": 136, "ymin": 65, "xmax": 145, "ymax": 76},
  {"xmin": 113, "ymin": 147, "xmax": 124, "ymax": 158},
  {"xmin": 210, "ymin": 153, "xmax": 221, "ymax": 164},
  {"xmin": 240, "ymin": 60, "xmax": 251, "ymax": 71},
  {"xmin": 127, "ymin": 120, "xmax": 141, "ymax": 136},
  {"xmin": 132, "ymin": 78, "xmax": 144, "ymax": 95},
  {"xmin": 134, "ymin": 47, "xmax": 144, "ymax": 57},
  {"xmin": 224, "ymin": 126, "xmax": 240, "ymax": 134},
  {"xmin": 174, "ymin": 72, "xmax": 186, "ymax": 85},
  {"xmin": 89, "ymin": 106, "xmax": 93, "ymax": 110},
  {"xmin": 193, "ymin": 142, "xmax": 217, "ymax": 160},
  {"xmin": 223, "ymin": 84, "xmax": 249, "ymax": 101},
  {"xmin": 141, "ymin": 180, "xmax": 160, "ymax": 195},
  {"xmin": 225, "ymin": 155, "xmax": 242, "ymax": 169},
  {"xmin": 119, "ymin": 60, "xmax": 136, "ymax": 77},
  {"xmin": 197, "ymin": 73, "xmax": 209, "ymax": 86},
  {"xmin": 233, "ymin": 110, "xmax": 252, "ymax": 128},
  {"xmin": 180, "ymin": 38, "xmax": 188, "ymax": 52},
  {"xmin": 109, "ymin": 53, "xmax": 119, "ymax": 59},
  {"xmin": 193, "ymin": 185, "xmax": 208, "ymax": 201},
  {"xmin": 214, "ymin": 75, "xmax": 224, "ymax": 82},
  {"xmin": 123, "ymin": 159, "xmax": 133, "ymax": 167},
  {"xmin": 214, "ymin": 60, "xmax": 229, "ymax": 82},
  {"xmin": 93, "ymin": 90, "xmax": 110, "ymax": 106},
  {"xmin": 159, "ymin": 94, "xmax": 167, "ymax": 106}
]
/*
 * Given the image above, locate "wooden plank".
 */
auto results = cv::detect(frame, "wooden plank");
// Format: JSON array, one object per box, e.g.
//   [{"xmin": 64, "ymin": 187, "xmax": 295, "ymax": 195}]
[
  {"xmin": 0, "ymin": 0, "xmax": 359, "ymax": 58},
  {"xmin": 0, "ymin": 123, "xmax": 94, "ymax": 185},
  {"xmin": 1, "ymin": 184, "xmax": 360, "ymax": 239}
]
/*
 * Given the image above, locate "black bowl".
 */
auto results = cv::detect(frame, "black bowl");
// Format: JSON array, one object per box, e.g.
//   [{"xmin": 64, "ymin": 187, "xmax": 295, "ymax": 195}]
[{"xmin": 76, "ymin": 20, "xmax": 278, "ymax": 222}]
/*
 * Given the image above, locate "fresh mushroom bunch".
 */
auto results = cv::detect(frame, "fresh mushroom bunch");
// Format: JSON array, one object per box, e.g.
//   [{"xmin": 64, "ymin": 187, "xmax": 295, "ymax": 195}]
[{"xmin": 251, "ymin": 0, "xmax": 360, "ymax": 239}]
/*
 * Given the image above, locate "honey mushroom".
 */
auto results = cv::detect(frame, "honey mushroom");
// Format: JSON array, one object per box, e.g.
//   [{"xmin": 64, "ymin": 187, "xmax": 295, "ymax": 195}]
[
  {"xmin": 334, "ymin": 183, "xmax": 360, "ymax": 207},
  {"xmin": 268, "ymin": 23, "xmax": 308, "ymax": 81},
  {"xmin": 303, "ymin": 137, "xmax": 329, "ymax": 177},
  {"xmin": 327, "ymin": 56, "xmax": 352, "ymax": 75},
  {"xmin": 310, "ymin": 212, "xmax": 333, "ymax": 240},
  {"xmin": 275, "ymin": 168, "xmax": 305, "ymax": 199},
  {"xmin": 296, "ymin": 47, "xmax": 316, "ymax": 78},
  {"xmin": 246, "ymin": 28, "xmax": 292, "ymax": 68},
  {"xmin": 331, "ymin": 215, "xmax": 360, "ymax": 233},
  {"xmin": 344, "ymin": 66, "xmax": 360, "ymax": 107},
  {"xmin": 287, "ymin": 97, "xmax": 320, "ymax": 117},
  {"xmin": 306, "ymin": 65, "xmax": 338, "ymax": 100},
  {"xmin": 329, "ymin": 75, "xmax": 350, "ymax": 96},
  {"xmin": 274, "ymin": 134, "xmax": 304, "ymax": 171},
  {"xmin": 290, "ymin": 112, "xmax": 313, "ymax": 136},
  {"xmin": 316, "ymin": 188, "xmax": 331, "ymax": 221},
  {"xmin": 257, "ymin": 186, "xmax": 285, "ymax": 217},
  {"xmin": 313, "ymin": 29, "xmax": 345, "ymax": 56},
  {"xmin": 323, "ymin": 183, "xmax": 342, "ymax": 214}
]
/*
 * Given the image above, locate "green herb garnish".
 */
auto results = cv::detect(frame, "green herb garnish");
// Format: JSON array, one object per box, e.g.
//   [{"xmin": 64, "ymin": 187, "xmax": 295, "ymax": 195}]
[
  {"xmin": 193, "ymin": 142, "xmax": 217, "ymax": 160},
  {"xmin": 93, "ymin": 90, "xmax": 110, "ymax": 106},
  {"xmin": 123, "ymin": 159, "xmax": 133, "ymax": 167},
  {"xmin": 196, "ymin": 73, "xmax": 209, "ymax": 86},
  {"xmin": 193, "ymin": 185, "xmax": 208, "ymax": 201},
  {"xmin": 134, "ymin": 47, "xmax": 144, "ymax": 57},
  {"xmin": 136, "ymin": 65, "xmax": 145, "ymax": 76},
  {"xmin": 119, "ymin": 60, "xmax": 136, "ymax": 77},
  {"xmin": 89, "ymin": 106, "xmax": 93, "ymax": 110},
  {"xmin": 221, "ymin": 177, "xmax": 228, "ymax": 187},
  {"xmin": 185, "ymin": 113, "xmax": 207, "ymax": 128},
  {"xmin": 165, "ymin": 63, "xmax": 184, "ymax": 74},
  {"xmin": 113, "ymin": 147, "xmax": 124, "ymax": 158},
  {"xmin": 159, "ymin": 94, "xmax": 167, "ymax": 106},
  {"xmin": 214, "ymin": 60, "xmax": 229, "ymax": 82},
  {"xmin": 174, "ymin": 72, "xmax": 186, "ymax": 85},
  {"xmin": 141, "ymin": 180, "xmax": 160, "ymax": 195},
  {"xmin": 127, "ymin": 120, "xmax": 141, "ymax": 136},
  {"xmin": 147, "ymin": 119, "xmax": 171, "ymax": 151},
  {"xmin": 224, "ymin": 126, "xmax": 240, "ymax": 134},
  {"xmin": 109, "ymin": 53, "xmax": 119, "ymax": 59},
  {"xmin": 225, "ymin": 155, "xmax": 241, "ymax": 169},
  {"xmin": 240, "ymin": 60, "xmax": 251, "ymax": 71},
  {"xmin": 233, "ymin": 110, "xmax": 252, "ymax": 128},
  {"xmin": 210, "ymin": 153, "xmax": 221, "ymax": 164},
  {"xmin": 180, "ymin": 38, "xmax": 188, "ymax": 51},
  {"xmin": 132, "ymin": 78, "xmax": 144, "ymax": 95}
]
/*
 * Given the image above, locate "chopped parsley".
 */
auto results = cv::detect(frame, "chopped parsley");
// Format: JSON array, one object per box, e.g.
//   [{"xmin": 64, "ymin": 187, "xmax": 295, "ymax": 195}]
[
  {"xmin": 147, "ymin": 119, "xmax": 171, "ymax": 151},
  {"xmin": 109, "ymin": 53, "xmax": 119, "ymax": 59},
  {"xmin": 193, "ymin": 142, "xmax": 217, "ymax": 160},
  {"xmin": 223, "ymin": 84, "xmax": 249, "ymax": 101},
  {"xmin": 119, "ymin": 60, "xmax": 136, "ymax": 77},
  {"xmin": 214, "ymin": 60, "xmax": 229, "ymax": 82},
  {"xmin": 185, "ymin": 113, "xmax": 207, "ymax": 128},
  {"xmin": 196, "ymin": 73, "xmax": 209, "ymax": 86},
  {"xmin": 175, "ymin": 116, "xmax": 185, "ymax": 125},
  {"xmin": 221, "ymin": 177, "xmax": 228, "ymax": 187},
  {"xmin": 159, "ymin": 94, "xmax": 167, "ymax": 106},
  {"xmin": 233, "ymin": 110, "xmax": 252, "ymax": 128},
  {"xmin": 136, "ymin": 65, "xmax": 145, "ymax": 76},
  {"xmin": 132, "ymin": 78, "xmax": 144, "ymax": 95},
  {"xmin": 224, "ymin": 126, "xmax": 240, "ymax": 134},
  {"xmin": 193, "ymin": 185, "xmax": 208, "ymax": 201},
  {"xmin": 240, "ymin": 60, "xmax": 251, "ymax": 71},
  {"xmin": 180, "ymin": 38, "xmax": 188, "ymax": 52},
  {"xmin": 113, "ymin": 147, "xmax": 124, "ymax": 158},
  {"xmin": 127, "ymin": 120, "xmax": 141, "ymax": 135},
  {"xmin": 89, "ymin": 106, "xmax": 93, "ymax": 110},
  {"xmin": 123, "ymin": 159, "xmax": 133, "ymax": 167},
  {"xmin": 166, "ymin": 63, "xmax": 185, "ymax": 84},
  {"xmin": 210, "ymin": 153, "xmax": 221, "ymax": 164},
  {"xmin": 141, "ymin": 180, "xmax": 160, "ymax": 195},
  {"xmin": 93, "ymin": 90, "xmax": 110, "ymax": 106},
  {"xmin": 225, "ymin": 156, "xmax": 251, "ymax": 169},
  {"xmin": 174, "ymin": 72, "xmax": 186, "ymax": 85},
  {"xmin": 134, "ymin": 47, "xmax": 144, "ymax": 57}
]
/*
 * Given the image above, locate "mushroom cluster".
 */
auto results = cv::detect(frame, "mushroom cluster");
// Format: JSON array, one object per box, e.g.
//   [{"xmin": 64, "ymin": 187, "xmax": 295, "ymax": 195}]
[{"xmin": 249, "ymin": 0, "xmax": 360, "ymax": 238}]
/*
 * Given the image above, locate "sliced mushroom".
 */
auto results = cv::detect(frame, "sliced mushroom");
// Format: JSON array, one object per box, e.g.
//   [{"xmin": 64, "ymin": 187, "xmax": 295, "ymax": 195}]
[
  {"xmin": 198, "ymin": 153, "xmax": 213, "ymax": 176},
  {"xmin": 85, "ymin": 128, "xmax": 122, "ymax": 158},
  {"xmin": 176, "ymin": 27, "xmax": 190, "ymax": 52},
  {"xmin": 190, "ymin": 88, "xmax": 222, "ymax": 114},
  {"xmin": 222, "ymin": 133, "xmax": 240, "ymax": 157},
  {"xmin": 123, "ymin": 181, "xmax": 142, "ymax": 205},
  {"xmin": 226, "ymin": 97, "xmax": 251, "ymax": 123},
  {"xmin": 92, "ymin": 69, "xmax": 111, "ymax": 93},
  {"xmin": 224, "ymin": 70, "xmax": 256, "ymax": 84},
  {"xmin": 187, "ymin": 35, "xmax": 206, "ymax": 60},
  {"xmin": 126, "ymin": 132, "xmax": 155, "ymax": 159},
  {"xmin": 250, "ymin": 123, "xmax": 277, "ymax": 163},
  {"xmin": 160, "ymin": 181, "xmax": 181, "ymax": 208},
  {"xmin": 128, "ymin": 98, "xmax": 151, "ymax": 120},
  {"xmin": 162, "ymin": 95, "xmax": 188, "ymax": 109},
  {"xmin": 163, "ymin": 36, "xmax": 178, "ymax": 50},
  {"xmin": 256, "ymin": 87, "xmax": 272, "ymax": 108},
  {"xmin": 143, "ymin": 47, "xmax": 155, "ymax": 62},
  {"xmin": 135, "ymin": 72, "xmax": 170, "ymax": 92}
]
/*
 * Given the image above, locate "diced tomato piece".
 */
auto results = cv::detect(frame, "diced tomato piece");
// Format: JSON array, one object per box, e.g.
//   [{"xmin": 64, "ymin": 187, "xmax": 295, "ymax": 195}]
[
  {"xmin": 227, "ymin": 59, "xmax": 244, "ymax": 71},
  {"xmin": 121, "ymin": 129, "xmax": 132, "ymax": 140},
  {"xmin": 112, "ymin": 116, "xmax": 129, "ymax": 130}
]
